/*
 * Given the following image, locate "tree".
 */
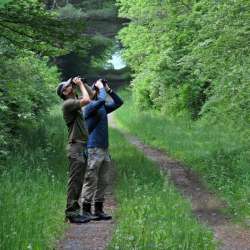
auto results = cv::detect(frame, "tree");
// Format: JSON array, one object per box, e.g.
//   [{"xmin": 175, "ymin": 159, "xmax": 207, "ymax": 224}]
[
  {"xmin": 0, "ymin": 0, "xmax": 88, "ymax": 56},
  {"xmin": 117, "ymin": 0, "xmax": 250, "ymax": 123}
]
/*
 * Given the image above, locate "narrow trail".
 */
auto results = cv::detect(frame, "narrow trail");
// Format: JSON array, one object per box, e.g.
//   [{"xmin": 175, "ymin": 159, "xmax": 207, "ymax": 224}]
[
  {"xmin": 56, "ymin": 161, "xmax": 117, "ymax": 250},
  {"xmin": 110, "ymin": 115, "xmax": 250, "ymax": 250}
]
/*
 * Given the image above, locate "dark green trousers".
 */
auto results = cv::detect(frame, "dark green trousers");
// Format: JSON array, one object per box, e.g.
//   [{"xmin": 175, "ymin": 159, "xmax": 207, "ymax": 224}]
[{"xmin": 65, "ymin": 142, "xmax": 87, "ymax": 217}]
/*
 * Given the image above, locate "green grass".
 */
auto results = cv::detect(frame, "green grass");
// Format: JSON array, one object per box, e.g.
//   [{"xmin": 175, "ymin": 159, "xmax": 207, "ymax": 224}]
[
  {"xmin": 0, "ymin": 106, "xmax": 68, "ymax": 249},
  {"xmin": 115, "ymin": 89, "xmax": 250, "ymax": 223},
  {"xmin": 109, "ymin": 129, "xmax": 217, "ymax": 250}
]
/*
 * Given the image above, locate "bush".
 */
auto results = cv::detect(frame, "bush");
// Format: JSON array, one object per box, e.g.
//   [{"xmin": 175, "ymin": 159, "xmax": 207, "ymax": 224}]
[
  {"xmin": 0, "ymin": 53, "xmax": 59, "ymax": 158},
  {"xmin": 117, "ymin": 0, "xmax": 250, "ymax": 123}
]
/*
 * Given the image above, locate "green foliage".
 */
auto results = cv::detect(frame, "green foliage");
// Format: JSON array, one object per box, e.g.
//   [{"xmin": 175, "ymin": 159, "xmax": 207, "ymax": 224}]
[
  {"xmin": 117, "ymin": 0, "xmax": 250, "ymax": 123},
  {"xmin": 0, "ymin": 53, "xmax": 59, "ymax": 158},
  {"xmin": 75, "ymin": 0, "xmax": 116, "ymax": 11},
  {"xmin": 54, "ymin": 0, "xmax": 118, "ymax": 79},
  {"xmin": 0, "ymin": 0, "xmax": 118, "ymax": 155},
  {"xmin": 115, "ymin": 90, "xmax": 250, "ymax": 222},
  {"xmin": 0, "ymin": 0, "xmax": 88, "ymax": 56},
  {"xmin": 0, "ymin": 106, "xmax": 68, "ymax": 249},
  {"xmin": 116, "ymin": 0, "xmax": 250, "ymax": 223},
  {"xmin": 57, "ymin": 3, "xmax": 85, "ymax": 19},
  {"xmin": 0, "ymin": 0, "xmax": 11, "ymax": 7},
  {"xmin": 109, "ymin": 129, "xmax": 216, "ymax": 249}
]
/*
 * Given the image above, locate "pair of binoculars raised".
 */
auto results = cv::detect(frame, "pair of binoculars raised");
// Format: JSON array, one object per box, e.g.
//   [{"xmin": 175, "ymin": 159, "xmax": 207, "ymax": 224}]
[
  {"xmin": 71, "ymin": 77, "xmax": 87, "ymax": 87},
  {"xmin": 92, "ymin": 79, "xmax": 108, "ymax": 90}
]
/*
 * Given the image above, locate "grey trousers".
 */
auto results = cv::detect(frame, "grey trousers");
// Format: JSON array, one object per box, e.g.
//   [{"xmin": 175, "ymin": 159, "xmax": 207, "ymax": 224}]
[{"xmin": 81, "ymin": 148, "xmax": 111, "ymax": 204}]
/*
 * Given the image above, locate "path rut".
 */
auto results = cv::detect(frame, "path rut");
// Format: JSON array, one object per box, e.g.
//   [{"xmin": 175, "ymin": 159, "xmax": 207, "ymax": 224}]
[{"xmin": 110, "ymin": 115, "xmax": 250, "ymax": 250}]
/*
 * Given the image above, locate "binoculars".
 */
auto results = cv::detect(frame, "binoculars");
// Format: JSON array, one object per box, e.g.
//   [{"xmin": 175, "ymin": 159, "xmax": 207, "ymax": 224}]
[
  {"xmin": 71, "ymin": 77, "xmax": 87, "ymax": 87},
  {"xmin": 71, "ymin": 77, "xmax": 108, "ymax": 91},
  {"xmin": 92, "ymin": 79, "xmax": 108, "ymax": 90}
]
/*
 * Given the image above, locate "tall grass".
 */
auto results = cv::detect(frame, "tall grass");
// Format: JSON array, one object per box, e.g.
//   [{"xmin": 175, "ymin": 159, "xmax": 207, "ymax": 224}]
[
  {"xmin": 115, "ymin": 90, "xmax": 250, "ymax": 223},
  {"xmin": 0, "ymin": 106, "xmax": 68, "ymax": 249},
  {"xmin": 109, "ymin": 129, "xmax": 217, "ymax": 250}
]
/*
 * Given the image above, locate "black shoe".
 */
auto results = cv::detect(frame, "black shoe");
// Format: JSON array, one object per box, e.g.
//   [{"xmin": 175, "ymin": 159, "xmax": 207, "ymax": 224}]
[
  {"xmin": 82, "ymin": 211, "xmax": 99, "ymax": 221},
  {"xmin": 82, "ymin": 202, "xmax": 99, "ymax": 221},
  {"xmin": 94, "ymin": 211, "xmax": 112, "ymax": 220},
  {"xmin": 94, "ymin": 202, "xmax": 112, "ymax": 221},
  {"xmin": 66, "ymin": 214, "xmax": 91, "ymax": 224}
]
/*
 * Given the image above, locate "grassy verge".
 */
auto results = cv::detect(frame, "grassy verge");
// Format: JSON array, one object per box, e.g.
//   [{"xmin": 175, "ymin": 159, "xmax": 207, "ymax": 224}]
[
  {"xmin": 0, "ymin": 107, "xmax": 68, "ymax": 249},
  {"xmin": 109, "ymin": 129, "xmax": 217, "ymax": 249},
  {"xmin": 114, "ymin": 90, "xmax": 250, "ymax": 223}
]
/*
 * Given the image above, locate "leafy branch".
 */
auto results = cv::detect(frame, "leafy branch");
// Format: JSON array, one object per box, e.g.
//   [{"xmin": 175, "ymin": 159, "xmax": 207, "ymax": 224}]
[{"xmin": 0, "ymin": 0, "xmax": 88, "ymax": 56}]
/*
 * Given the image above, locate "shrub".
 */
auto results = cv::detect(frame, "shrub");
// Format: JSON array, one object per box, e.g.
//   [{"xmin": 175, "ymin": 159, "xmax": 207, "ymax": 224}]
[{"xmin": 0, "ymin": 53, "xmax": 59, "ymax": 158}]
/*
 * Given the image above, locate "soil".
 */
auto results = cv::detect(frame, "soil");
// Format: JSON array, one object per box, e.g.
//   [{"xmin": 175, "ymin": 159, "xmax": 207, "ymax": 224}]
[{"xmin": 109, "ymin": 115, "xmax": 250, "ymax": 250}]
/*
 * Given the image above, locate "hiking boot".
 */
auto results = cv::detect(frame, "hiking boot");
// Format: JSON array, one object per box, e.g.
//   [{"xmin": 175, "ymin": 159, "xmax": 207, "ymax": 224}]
[
  {"xmin": 65, "ymin": 214, "xmax": 91, "ymax": 224},
  {"xmin": 94, "ymin": 202, "xmax": 112, "ymax": 220},
  {"xmin": 82, "ymin": 202, "xmax": 99, "ymax": 221}
]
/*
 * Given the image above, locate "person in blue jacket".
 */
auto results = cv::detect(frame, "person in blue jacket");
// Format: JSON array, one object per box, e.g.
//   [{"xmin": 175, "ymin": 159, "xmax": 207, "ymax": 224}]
[
  {"xmin": 81, "ymin": 79, "xmax": 123, "ymax": 220},
  {"xmin": 83, "ymin": 80, "xmax": 106, "ymax": 134}
]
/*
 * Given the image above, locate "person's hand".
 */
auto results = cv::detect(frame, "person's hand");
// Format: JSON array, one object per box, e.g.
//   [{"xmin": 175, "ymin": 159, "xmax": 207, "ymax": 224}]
[
  {"xmin": 72, "ymin": 77, "xmax": 83, "ymax": 86},
  {"xmin": 95, "ymin": 80, "xmax": 104, "ymax": 90},
  {"xmin": 105, "ymin": 83, "xmax": 111, "ymax": 92}
]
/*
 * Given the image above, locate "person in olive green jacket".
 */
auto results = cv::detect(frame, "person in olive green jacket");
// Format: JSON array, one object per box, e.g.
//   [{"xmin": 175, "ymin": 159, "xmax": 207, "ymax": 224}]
[{"xmin": 57, "ymin": 76, "xmax": 91, "ymax": 224}]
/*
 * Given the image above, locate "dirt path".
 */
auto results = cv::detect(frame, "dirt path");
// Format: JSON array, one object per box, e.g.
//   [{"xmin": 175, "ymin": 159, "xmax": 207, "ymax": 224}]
[
  {"xmin": 110, "ymin": 115, "xmax": 250, "ymax": 250},
  {"xmin": 56, "ymin": 161, "xmax": 117, "ymax": 250}
]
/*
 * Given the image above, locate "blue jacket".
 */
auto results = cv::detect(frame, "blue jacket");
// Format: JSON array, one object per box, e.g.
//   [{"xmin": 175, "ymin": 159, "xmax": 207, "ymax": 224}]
[
  {"xmin": 82, "ymin": 88, "xmax": 106, "ymax": 133},
  {"xmin": 87, "ymin": 90, "xmax": 123, "ymax": 149}
]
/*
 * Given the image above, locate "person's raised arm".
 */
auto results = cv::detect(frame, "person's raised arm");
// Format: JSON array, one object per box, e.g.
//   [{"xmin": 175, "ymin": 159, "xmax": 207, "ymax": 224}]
[
  {"xmin": 73, "ymin": 77, "xmax": 90, "ymax": 107},
  {"xmin": 104, "ymin": 83, "xmax": 123, "ymax": 114},
  {"xmin": 84, "ymin": 80, "xmax": 107, "ymax": 119}
]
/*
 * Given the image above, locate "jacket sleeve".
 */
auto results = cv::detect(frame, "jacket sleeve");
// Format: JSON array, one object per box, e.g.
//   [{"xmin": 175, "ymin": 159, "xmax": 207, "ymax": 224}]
[
  {"xmin": 83, "ymin": 88, "xmax": 106, "ymax": 119},
  {"xmin": 105, "ymin": 91, "xmax": 124, "ymax": 114}
]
